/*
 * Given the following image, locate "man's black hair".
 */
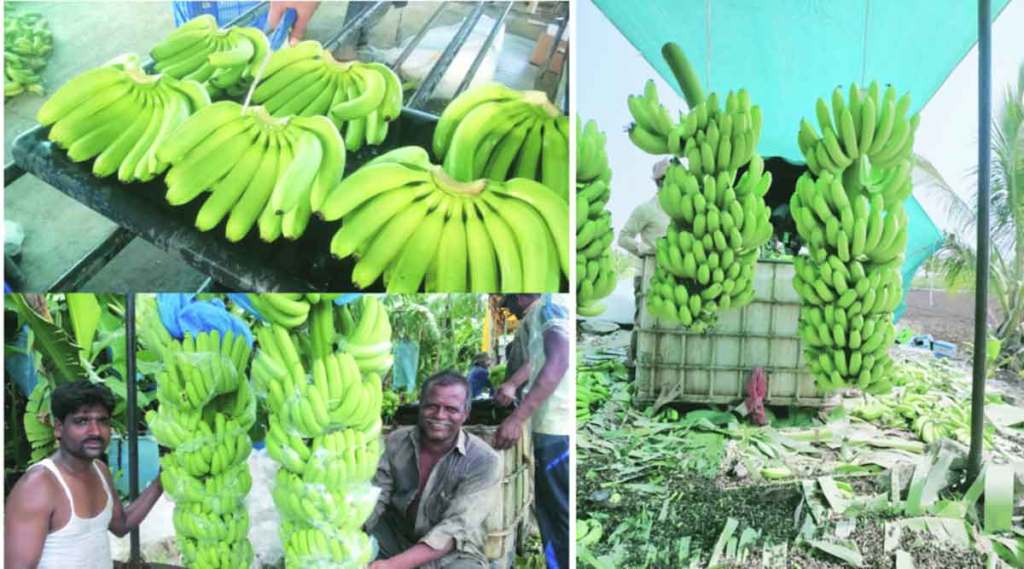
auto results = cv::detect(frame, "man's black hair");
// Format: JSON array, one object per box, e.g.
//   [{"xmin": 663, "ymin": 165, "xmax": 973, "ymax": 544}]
[
  {"xmin": 50, "ymin": 380, "xmax": 115, "ymax": 423},
  {"xmin": 419, "ymin": 370, "xmax": 472, "ymax": 413}
]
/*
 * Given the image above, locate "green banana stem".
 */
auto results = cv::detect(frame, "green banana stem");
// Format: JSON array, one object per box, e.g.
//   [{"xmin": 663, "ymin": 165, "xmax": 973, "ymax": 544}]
[
  {"xmin": 431, "ymin": 166, "xmax": 486, "ymax": 196},
  {"xmin": 661, "ymin": 42, "xmax": 705, "ymax": 108},
  {"xmin": 522, "ymin": 90, "xmax": 561, "ymax": 118}
]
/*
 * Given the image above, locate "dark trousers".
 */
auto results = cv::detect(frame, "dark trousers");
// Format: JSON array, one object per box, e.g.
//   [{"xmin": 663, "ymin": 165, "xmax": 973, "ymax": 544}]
[{"xmin": 534, "ymin": 433, "xmax": 569, "ymax": 569}]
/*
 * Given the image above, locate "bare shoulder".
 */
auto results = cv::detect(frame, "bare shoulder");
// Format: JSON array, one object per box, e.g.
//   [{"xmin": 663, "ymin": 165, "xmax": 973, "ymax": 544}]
[{"xmin": 7, "ymin": 465, "xmax": 57, "ymax": 512}]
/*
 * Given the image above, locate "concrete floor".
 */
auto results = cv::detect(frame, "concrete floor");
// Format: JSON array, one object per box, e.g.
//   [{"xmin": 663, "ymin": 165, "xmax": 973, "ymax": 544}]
[{"xmin": 3, "ymin": 2, "xmax": 561, "ymax": 291}]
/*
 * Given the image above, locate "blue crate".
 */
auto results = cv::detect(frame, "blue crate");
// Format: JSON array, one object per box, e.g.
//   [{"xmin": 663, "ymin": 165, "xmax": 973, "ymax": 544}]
[{"xmin": 932, "ymin": 340, "xmax": 957, "ymax": 359}]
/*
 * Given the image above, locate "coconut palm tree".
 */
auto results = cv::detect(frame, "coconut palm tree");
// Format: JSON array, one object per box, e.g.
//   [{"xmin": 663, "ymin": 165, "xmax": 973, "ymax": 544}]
[{"xmin": 917, "ymin": 63, "xmax": 1023, "ymax": 372}]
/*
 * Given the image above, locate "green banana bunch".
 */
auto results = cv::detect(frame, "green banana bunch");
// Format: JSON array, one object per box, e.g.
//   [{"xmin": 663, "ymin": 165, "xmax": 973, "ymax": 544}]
[
  {"xmin": 156, "ymin": 101, "xmax": 344, "ymax": 242},
  {"xmin": 250, "ymin": 295, "xmax": 388, "ymax": 569},
  {"xmin": 627, "ymin": 76, "xmax": 763, "ymax": 175},
  {"xmin": 790, "ymin": 83, "xmax": 917, "ymax": 395},
  {"xmin": 146, "ymin": 325, "xmax": 255, "ymax": 569},
  {"xmin": 23, "ymin": 382, "xmax": 56, "ymax": 462},
  {"xmin": 281, "ymin": 525, "xmax": 373, "ymax": 569},
  {"xmin": 249, "ymin": 40, "xmax": 403, "ymax": 151},
  {"xmin": 629, "ymin": 44, "xmax": 772, "ymax": 330},
  {"xmin": 576, "ymin": 118, "xmax": 617, "ymax": 316},
  {"xmin": 797, "ymin": 82, "xmax": 920, "ymax": 175},
  {"xmin": 432, "ymin": 82, "xmax": 569, "ymax": 200},
  {"xmin": 381, "ymin": 390, "xmax": 400, "ymax": 419},
  {"xmin": 576, "ymin": 370, "xmax": 611, "ymax": 422},
  {"xmin": 576, "ymin": 519, "xmax": 604, "ymax": 547},
  {"xmin": 36, "ymin": 53, "xmax": 210, "ymax": 182},
  {"xmin": 149, "ymin": 14, "xmax": 270, "ymax": 99},
  {"xmin": 4, "ymin": 8, "xmax": 53, "ymax": 98},
  {"xmin": 320, "ymin": 147, "xmax": 569, "ymax": 292},
  {"xmin": 338, "ymin": 296, "xmax": 394, "ymax": 374}
]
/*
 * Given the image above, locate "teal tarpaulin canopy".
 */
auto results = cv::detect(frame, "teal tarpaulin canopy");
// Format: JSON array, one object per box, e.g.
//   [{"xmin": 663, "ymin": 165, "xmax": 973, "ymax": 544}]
[
  {"xmin": 593, "ymin": 0, "xmax": 1011, "ymax": 162},
  {"xmin": 593, "ymin": 0, "xmax": 1002, "ymax": 317}
]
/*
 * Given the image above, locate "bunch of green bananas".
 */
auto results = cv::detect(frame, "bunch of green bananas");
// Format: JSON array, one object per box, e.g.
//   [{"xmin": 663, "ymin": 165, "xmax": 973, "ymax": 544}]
[
  {"xmin": 4, "ymin": 8, "xmax": 52, "ymax": 98},
  {"xmin": 790, "ymin": 82, "xmax": 918, "ymax": 394},
  {"xmin": 156, "ymin": 100, "xmax": 343, "ymax": 241},
  {"xmin": 36, "ymin": 54, "xmax": 210, "ymax": 182},
  {"xmin": 576, "ymin": 518, "xmax": 604, "ymax": 546},
  {"xmin": 149, "ymin": 330, "xmax": 251, "ymax": 410},
  {"xmin": 432, "ymin": 82, "xmax": 569, "ymax": 199},
  {"xmin": 337, "ymin": 296, "xmax": 394, "ymax": 374},
  {"xmin": 149, "ymin": 14, "xmax": 270, "ymax": 99},
  {"xmin": 146, "ymin": 329, "xmax": 256, "ymax": 569},
  {"xmin": 320, "ymin": 146, "xmax": 568, "ymax": 292},
  {"xmin": 250, "ymin": 40, "xmax": 402, "ymax": 151},
  {"xmin": 576, "ymin": 370, "xmax": 610, "ymax": 422},
  {"xmin": 381, "ymin": 390, "xmax": 400, "ymax": 419},
  {"xmin": 280, "ymin": 523, "xmax": 373, "ymax": 569},
  {"xmin": 245, "ymin": 292, "xmax": 342, "ymax": 329},
  {"xmin": 250, "ymin": 296, "xmax": 389, "ymax": 569},
  {"xmin": 576, "ymin": 118, "xmax": 616, "ymax": 317},
  {"xmin": 178, "ymin": 536, "xmax": 254, "ymax": 569},
  {"xmin": 23, "ymin": 382, "xmax": 56, "ymax": 462},
  {"xmin": 628, "ymin": 44, "xmax": 773, "ymax": 331}
]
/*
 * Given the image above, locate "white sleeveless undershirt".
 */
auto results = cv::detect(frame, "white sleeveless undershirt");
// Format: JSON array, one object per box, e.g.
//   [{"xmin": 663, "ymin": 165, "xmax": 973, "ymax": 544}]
[{"xmin": 34, "ymin": 458, "xmax": 113, "ymax": 569}]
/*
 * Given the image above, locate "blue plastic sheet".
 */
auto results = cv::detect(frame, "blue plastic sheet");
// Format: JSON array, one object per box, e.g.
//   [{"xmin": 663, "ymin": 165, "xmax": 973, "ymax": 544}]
[
  {"xmin": 157, "ymin": 294, "xmax": 254, "ymax": 347},
  {"xmin": 392, "ymin": 340, "xmax": 420, "ymax": 394}
]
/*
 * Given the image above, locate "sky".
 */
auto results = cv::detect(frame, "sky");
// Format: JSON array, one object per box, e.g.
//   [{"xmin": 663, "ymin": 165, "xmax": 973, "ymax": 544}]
[{"xmin": 577, "ymin": 0, "xmax": 1024, "ymax": 238}]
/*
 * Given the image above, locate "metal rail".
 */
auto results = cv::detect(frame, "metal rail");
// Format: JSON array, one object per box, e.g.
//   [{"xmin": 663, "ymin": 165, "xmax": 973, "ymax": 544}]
[
  {"xmin": 323, "ymin": 1, "xmax": 388, "ymax": 50},
  {"xmin": 406, "ymin": 2, "xmax": 488, "ymax": 110},
  {"xmin": 390, "ymin": 3, "xmax": 449, "ymax": 70},
  {"xmin": 454, "ymin": 2, "xmax": 515, "ymax": 99},
  {"xmin": 48, "ymin": 227, "xmax": 134, "ymax": 291}
]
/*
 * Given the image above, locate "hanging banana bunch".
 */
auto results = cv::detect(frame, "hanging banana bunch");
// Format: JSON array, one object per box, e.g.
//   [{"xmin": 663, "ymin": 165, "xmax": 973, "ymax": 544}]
[
  {"xmin": 249, "ymin": 40, "xmax": 403, "ymax": 152},
  {"xmin": 145, "ymin": 310, "xmax": 257, "ymax": 569},
  {"xmin": 576, "ymin": 118, "xmax": 616, "ymax": 317},
  {"xmin": 36, "ymin": 53, "xmax": 210, "ymax": 183},
  {"xmin": 244, "ymin": 292, "xmax": 342, "ymax": 330},
  {"xmin": 155, "ymin": 100, "xmax": 344, "ymax": 242},
  {"xmin": 318, "ymin": 146, "xmax": 569, "ymax": 293},
  {"xmin": 790, "ymin": 81, "xmax": 918, "ymax": 394},
  {"xmin": 4, "ymin": 7, "xmax": 54, "ymax": 98},
  {"xmin": 432, "ymin": 82, "xmax": 569, "ymax": 200},
  {"xmin": 149, "ymin": 14, "xmax": 270, "ymax": 99},
  {"xmin": 635, "ymin": 43, "xmax": 774, "ymax": 331},
  {"xmin": 250, "ymin": 295, "xmax": 390, "ymax": 569}
]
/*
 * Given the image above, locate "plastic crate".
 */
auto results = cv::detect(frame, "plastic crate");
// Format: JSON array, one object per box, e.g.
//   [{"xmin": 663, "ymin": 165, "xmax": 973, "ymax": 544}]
[{"xmin": 634, "ymin": 255, "xmax": 832, "ymax": 407}]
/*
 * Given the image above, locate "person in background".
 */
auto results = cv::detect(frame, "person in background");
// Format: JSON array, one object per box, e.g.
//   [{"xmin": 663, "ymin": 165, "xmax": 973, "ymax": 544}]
[
  {"xmin": 493, "ymin": 295, "xmax": 571, "ymax": 569},
  {"xmin": 171, "ymin": 1, "xmax": 320, "ymax": 45},
  {"xmin": 4, "ymin": 381, "xmax": 164, "ymax": 569},
  {"xmin": 466, "ymin": 352, "xmax": 491, "ymax": 400},
  {"xmin": 616, "ymin": 158, "xmax": 672, "ymax": 258},
  {"xmin": 366, "ymin": 371, "xmax": 501, "ymax": 569}
]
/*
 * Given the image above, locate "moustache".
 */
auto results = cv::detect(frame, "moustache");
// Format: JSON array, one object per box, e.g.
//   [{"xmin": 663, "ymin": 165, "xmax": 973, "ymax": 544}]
[
  {"xmin": 83, "ymin": 438, "xmax": 105, "ymax": 445},
  {"xmin": 424, "ymin": 419, "xmax": 453, "ymax": 429}
]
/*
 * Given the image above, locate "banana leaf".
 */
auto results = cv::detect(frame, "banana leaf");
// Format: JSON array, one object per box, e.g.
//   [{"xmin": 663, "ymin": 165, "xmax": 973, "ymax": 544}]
[
  {"xmin": 808, "ymin": 539, "xmax": 864, "ymax": 567},
  {"xmin": 9, "ymin": 294, "xmax": 84, "ymax": 384},
  {"xmin": 66, "ymin": 293, "xmax": 101, "ymax": 362}
]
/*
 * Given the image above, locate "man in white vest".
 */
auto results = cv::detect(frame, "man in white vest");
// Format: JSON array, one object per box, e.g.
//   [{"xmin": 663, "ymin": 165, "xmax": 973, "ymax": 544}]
[{"xmin": 5, "ymin": 380, "xmax": 164, "ymax": 569}]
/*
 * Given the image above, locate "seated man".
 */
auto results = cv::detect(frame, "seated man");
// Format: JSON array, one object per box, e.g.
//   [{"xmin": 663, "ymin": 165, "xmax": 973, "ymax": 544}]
[
  {"xmin": 5, "ymin": 380, "xmax": 164, "ymax": 569},
  {"xmin": 367, "ymin": 371, "xmax": 501, "ymax": 569}
]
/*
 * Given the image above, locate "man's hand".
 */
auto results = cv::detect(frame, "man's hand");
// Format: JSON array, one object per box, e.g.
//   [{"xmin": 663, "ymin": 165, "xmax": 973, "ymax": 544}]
[
  {"xmin": 494, "ymin": 382, "xmax": 517, "ymax": 407},
  {"xmin": 494, "ymin": 414, "xmax": 525, "ymax": 450},
  {"xmin": 268, "ymin": 2, "xmax": 321, "ymax": 45},
  {"xmin": 368, "ymin": 560, "xmax": 397, "ymax": 569}
]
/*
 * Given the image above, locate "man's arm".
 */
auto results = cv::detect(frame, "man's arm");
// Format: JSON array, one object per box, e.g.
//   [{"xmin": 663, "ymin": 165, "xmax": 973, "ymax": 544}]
[
  {"xmin": 494, "ymin": 360, "xmax": 532, "ymax": 406},
  {"xmin": 614, "ymin": 207, "xmax": 647, "ymax": 256},
  {"xmin": 4, "ymin": 469, "xmax": 53, "ymax": 569},
  {"xmin": 495, "ymin": 329, "xmax": 569, "ymax": 449},
  {"xmin": 98, "ymin": 462, "xmax": 163, "ymax": 538}
]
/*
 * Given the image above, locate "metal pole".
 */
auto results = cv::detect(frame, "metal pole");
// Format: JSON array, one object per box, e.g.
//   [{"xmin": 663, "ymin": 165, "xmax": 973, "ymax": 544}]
[
  {"xmin": 323, "ymin": 1, "xmax": 388, "ymax": 51},
  {"xmin": 967, "ymin": 0, "xmax": 991, "ymax": 482},
  {"xmin": 453, "ymin": 2, "xmax": 515, "ymax": 99},
  {"xmin": 125, "ymin": 294, "xmax": 141, "ymax": 561},
  {"xmin": 223, "ymin": 1, "xmax": 268, "ymax": 28},
  {"xmin": 406, "ymin": 2, "xmax": 488, "ymax": 110},
  {"xmin": 390, "ymin": 3, "xmax": 448, "ymax": 70}
]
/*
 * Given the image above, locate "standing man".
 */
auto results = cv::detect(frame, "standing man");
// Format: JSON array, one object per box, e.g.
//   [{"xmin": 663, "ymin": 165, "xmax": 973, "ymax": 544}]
[
  {"xmin": 5, "ymin": 380, "xmax": 164, "ymax": 569},
  {"xmin": 616, "ymin": 158, "xmax": 672, "ymax": 258},
  {"xmin": 465, "ymin": 353, "xmax": 491, "ymax": 399},
  {"xmin": 494, "ymin": 295, "xmax": 571, "ymax": 569},
  {"xmin": 367, "ymin": 371, "xmax": 501, "ymax": 569}
]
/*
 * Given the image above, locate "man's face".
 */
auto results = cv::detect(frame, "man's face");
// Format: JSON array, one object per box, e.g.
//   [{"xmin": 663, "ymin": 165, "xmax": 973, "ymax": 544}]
[
  {"xmin": 418, "ymin": 384, "xmax": 468, "ymax": 445},
  {"xmin": 55, "ymin": 404, "xmax": 111, "ymax": 460}
]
